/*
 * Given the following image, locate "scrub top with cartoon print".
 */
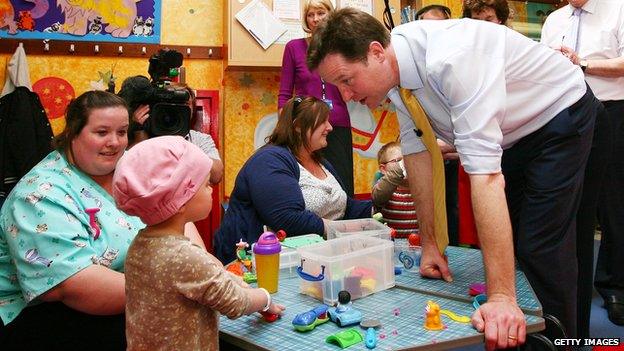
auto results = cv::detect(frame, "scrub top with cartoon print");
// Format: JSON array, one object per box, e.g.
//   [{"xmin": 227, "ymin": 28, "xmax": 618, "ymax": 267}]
[{"xmin": 0, "ymin": 150, "xmax": 144, "ymax": 324}]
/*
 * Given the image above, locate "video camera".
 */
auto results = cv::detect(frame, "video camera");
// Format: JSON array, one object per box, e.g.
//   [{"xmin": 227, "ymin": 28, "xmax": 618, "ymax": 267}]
[{"xmin": 118, "ymin": 49, "xmax": 191, "ymax": 137}]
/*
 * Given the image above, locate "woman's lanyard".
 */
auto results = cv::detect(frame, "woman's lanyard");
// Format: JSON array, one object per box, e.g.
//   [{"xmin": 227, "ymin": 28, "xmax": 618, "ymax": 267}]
[{"xmin": 320, "ymin": 79, "xmax": 333, "ymax": 110}]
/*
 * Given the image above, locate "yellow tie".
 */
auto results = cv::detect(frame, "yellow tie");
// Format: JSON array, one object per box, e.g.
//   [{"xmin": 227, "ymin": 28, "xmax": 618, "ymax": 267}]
[{"xmin": 399, "ymin": 88, "xmax": 449, "ymax": 255}]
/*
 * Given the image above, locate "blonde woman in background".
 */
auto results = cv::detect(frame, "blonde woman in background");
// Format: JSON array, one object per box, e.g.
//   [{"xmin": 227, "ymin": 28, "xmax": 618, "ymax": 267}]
[{"xmin": 279, "ymin": 0, "xmax": 355, "ymax": 197}]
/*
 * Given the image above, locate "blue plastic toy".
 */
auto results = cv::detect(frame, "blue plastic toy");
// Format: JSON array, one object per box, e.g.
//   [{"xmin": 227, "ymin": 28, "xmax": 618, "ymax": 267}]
[
  {"xmin": 360, "ymin": 319, "xmax": 381, "ymax": 349},
  {"xmin": 328, "ymin": 291, "xmax": 363, "ymax": 327},
  {"xmin": 292, "ymin": 305, "xmax": 330, "ymax": 332},
  {"xmin": 473, "ymin": 294, "xmax": 487, "ymax": 310}
]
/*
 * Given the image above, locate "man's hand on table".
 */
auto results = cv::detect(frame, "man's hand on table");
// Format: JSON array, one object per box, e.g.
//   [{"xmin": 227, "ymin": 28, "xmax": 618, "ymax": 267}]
[
  {"xmin": 472, "ymin": 293, "xmax": 526, "ymax": 350},
  {"xmin": 419, "ymin": 243, "xmax": 453, "ymax": 282}
]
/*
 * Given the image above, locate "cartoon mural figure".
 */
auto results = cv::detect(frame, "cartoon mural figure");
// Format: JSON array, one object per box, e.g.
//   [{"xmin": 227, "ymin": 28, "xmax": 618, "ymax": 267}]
[
  {"xmin": 24, "ymin": 0, "xmax": 49, "ymax": 19},
  {"xmin": 88, "ymin": 15, "xmax": 102, "ymax": 34},
  {"xmin": 56, "ymin": 0, "xmax": 137, "ymax": 37},
  {"xmin": 132, "ymin": 16, "xmax": 154, "ymax": 36},
  {"xmin": 131, "ymin": 15, "xmax": 144, "ymax": 35},
  {"xmin": 91, "ymin": 247, "xmax": 119, "ymax": 268},
  {"xmin": 142, "ymin": 17, "xmax": 153, "ymax": 36},
  {"xmin": 43, "ymin": 21, "xmax": 61, "ymax": 33},
  {"xmin": 1, "ymin": 0, "xmax": 48, "ymax": 34},
  {"xmin": 0, "ymin": 0, "xmax": 17, "ymax": 34},
  {"xmin": 16, "ymin": 10, "xmax": 35, "ymax": 31},
  {"xmin": 25, "ymin": 248, "xmax": 53, "ymax": 267}
]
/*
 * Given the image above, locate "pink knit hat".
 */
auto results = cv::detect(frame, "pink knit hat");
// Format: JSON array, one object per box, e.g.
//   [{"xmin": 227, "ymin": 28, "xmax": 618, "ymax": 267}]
[{"xmin": 112, "ymin": 135, "xmax": 212, "ymax": 225}]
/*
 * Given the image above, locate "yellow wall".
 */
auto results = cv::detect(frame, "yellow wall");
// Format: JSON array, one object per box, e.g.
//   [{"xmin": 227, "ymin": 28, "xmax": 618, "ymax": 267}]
[
  {"xmin": 421, "ymin": 0, "xmax": 463, "ymax": 18},
  {"xmin": 222, "ymin": 70, "xmax": 280, "ymax": 196}
]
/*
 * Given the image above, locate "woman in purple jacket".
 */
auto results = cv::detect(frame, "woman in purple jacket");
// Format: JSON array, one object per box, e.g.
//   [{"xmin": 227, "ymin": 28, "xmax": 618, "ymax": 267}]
[{"xmin": 279, "ymin": 0, "xmax": 354, "ymax": 197}]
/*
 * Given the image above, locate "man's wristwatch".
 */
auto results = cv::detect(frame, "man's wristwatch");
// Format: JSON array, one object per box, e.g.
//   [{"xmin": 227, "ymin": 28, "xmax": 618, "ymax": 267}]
[{"xmin": 580, "ymin": 60, "xmax": 588, "ymax": 72}]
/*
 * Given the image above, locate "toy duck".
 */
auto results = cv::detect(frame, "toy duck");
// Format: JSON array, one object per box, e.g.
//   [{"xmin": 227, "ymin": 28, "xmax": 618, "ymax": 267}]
[{"xmin": 424, "ymin": 300, "xmax": 445, "ymax": 331}]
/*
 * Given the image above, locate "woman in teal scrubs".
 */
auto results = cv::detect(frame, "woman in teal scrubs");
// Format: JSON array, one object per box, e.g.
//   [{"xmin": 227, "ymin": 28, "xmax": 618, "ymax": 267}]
[{"xmin": 0, "ymin": 91, "xmax": 142, "ymax": 350}]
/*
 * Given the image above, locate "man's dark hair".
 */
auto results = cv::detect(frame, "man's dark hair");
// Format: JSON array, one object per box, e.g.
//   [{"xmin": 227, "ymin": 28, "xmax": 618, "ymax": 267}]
[
  {"xmin": 416, "ymin": 5, "xmax": 451, "ymax": 20},
  {"xmin": 307, "ymin": 7, "xmax": 390, "ymax": 71},
  {"xmin": 462, "ymin": 0, "xmax": 510, "ymax": 25}
]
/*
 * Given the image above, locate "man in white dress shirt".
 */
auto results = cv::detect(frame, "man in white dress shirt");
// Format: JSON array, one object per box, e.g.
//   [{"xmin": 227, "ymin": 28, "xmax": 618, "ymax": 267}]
[
  {"xmin": 308, "ymin": 8, "xmax": 604, "ymax": 348},
  {"xmin": 542, "ymin": 0, "xmax": 624, "ymax": 332}
]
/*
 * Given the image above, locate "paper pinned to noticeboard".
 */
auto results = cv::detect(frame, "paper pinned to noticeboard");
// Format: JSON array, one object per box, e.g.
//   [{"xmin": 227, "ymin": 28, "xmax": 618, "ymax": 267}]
[{"xmin": 235, "ymin": 0, "xmax": 288, "ymax": 50}]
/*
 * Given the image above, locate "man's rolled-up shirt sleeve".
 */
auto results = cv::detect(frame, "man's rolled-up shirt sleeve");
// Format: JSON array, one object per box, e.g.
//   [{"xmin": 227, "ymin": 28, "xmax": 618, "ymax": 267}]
[{"xmin": 430, "ymin": 49, "xmax": 506, "ymax": 174}]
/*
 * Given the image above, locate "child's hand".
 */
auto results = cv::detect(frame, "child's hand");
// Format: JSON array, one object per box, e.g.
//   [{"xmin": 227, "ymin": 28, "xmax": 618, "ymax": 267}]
[
  {"xmin": 267, "ymin": 302, "xmax": 286, "ymax": 315},
  {"xmin": 385, "ymin": 162, "xmax": 408, "ymax": 187}
]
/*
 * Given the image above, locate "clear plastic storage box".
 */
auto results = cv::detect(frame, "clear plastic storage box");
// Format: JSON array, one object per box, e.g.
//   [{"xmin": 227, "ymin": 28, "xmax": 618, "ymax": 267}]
[
  {"xmin": 296, "ymin": 234, "xmax": 395, "ymax": 305},
  {"xmin": 393, "ymin": 239, "xmax": 422, "ymax": 272},
  {"xmin": 252, "ymin": 234, "xmax": 324, "ymax": 278},
  {"xmin": 326, "ymin": 218, "xmax": 392, "ymax": 241}
]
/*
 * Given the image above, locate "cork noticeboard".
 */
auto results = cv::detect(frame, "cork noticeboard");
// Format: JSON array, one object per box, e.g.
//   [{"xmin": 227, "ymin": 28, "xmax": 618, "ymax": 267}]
[{"xmin": 225, "ymin": 0, "xmax": 401, "ymax": 68}]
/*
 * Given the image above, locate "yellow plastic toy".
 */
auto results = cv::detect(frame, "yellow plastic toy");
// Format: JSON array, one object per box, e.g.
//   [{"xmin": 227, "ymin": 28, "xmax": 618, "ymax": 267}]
[
  {"xmin": 440, "ymin": 309, "xmax": 471, "ymax": 323},
  {"xmin": 360, "ymin": 278, "xmax": 376, "ymax": 293},
  {"xmin": 424, "ymin": 301, "xmax": 445, "ymax": 331}
]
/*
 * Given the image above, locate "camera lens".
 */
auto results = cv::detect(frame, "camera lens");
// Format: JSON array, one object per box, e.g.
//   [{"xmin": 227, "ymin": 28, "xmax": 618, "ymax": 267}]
[
  {"xmin": 146, "ymin": 103, "xmax": 191, "ymax": 137},
  {"xmin": 161, "ymin": 113, "xmax": 177, "ymax": 128}
]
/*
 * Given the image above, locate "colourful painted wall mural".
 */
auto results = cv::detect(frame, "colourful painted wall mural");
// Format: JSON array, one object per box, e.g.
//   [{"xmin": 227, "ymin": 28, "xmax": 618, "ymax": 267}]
[
  {"xmin": 0, "ymin": 0, "xmax": 223, "ymax": 131},
  {"xmin": 0, "ymin": 0, "xmax": 161, "ymax": 43}
]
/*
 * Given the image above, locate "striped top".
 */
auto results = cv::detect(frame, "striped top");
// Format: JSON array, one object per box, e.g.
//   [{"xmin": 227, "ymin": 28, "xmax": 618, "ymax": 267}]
[{"xmin": 380, "ymin": 186, "xmax": 419, "ymax": 238}]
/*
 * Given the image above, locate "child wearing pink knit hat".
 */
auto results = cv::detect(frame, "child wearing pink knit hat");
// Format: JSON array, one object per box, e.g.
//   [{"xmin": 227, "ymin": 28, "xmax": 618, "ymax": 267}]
[{"xmin": 113, "ymin": 136, "xmax": 285, "ymax": 351}]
